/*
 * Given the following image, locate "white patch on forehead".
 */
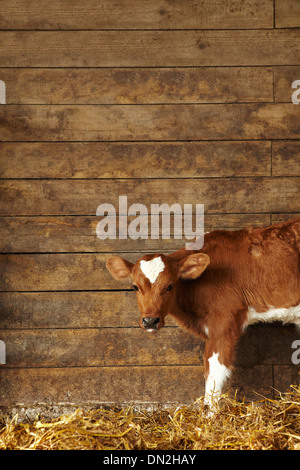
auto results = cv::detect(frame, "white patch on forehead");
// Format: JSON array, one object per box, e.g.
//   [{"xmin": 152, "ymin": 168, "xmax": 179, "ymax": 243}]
[{"xmin": 140, "ymin": 256, "xmax": 165, "ymax": 284}]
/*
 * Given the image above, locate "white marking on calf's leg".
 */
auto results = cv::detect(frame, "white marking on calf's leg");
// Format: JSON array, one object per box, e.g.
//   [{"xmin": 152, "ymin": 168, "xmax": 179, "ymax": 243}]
[
  {"xmin": 204, "ymin": 352, "xmax": 231, "ymax": 408},
  {"xmin": 140, "ymin": 256, "xmax": 165, "ymax": 284}
]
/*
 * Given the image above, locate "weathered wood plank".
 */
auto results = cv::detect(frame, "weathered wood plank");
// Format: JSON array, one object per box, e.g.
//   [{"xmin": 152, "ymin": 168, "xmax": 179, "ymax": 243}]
[
  {"xmin": 0, "ymin": 178, "xmax": 298, "ymax": 216},
  {"xmin": 0, "ymin": 366, "xmax": 206, "ymax": 407},
  {"xmin": 274, "ymin": 366, "xmax": 300, "ymax": 395},
  {"xmin": 0, "ymin": 141, "xmax": 271, "ymax": 179},
  {"xmin": 274, "ymin": 66, "xmax": 300, "ymax": 103},
  {"xmin": 1, "ymin": 104, "xmax": 300, "ymax": 142},
  {"xmin": 229, "ymin": 365, "xmax": 275, "ymax": 400},
  {"xmin": 272, "ymin": 141, "xmax": 300, "ymax": 176},
  {"xmin": 275, "ymin": 0, "xmax": 300, "ymax": 28},
  {"xmin": 1, "ymin": 328, "xmax": 202, "ymax": 368},
  {"xmin": 0, "ymin": 68, "xmax": 273, "ymax": 104},
  {"xmin": 0, "ymin": 214, "xmax": 271, "ymax": 253},
  {"xmin": 0, "ymin": 291, "xmax": 146, "ymax": 329},
  {"xmin": 272, "ymin": 213, "xmax": 300, "ymax": 224},
  {"xmin": 0, "ymin": 291, "xmax": 135, "ymax": 328},
  {"xmin": 235, "ymin": 324, "xmax": 299, "ymax": 367},
  {"xmin": 0, "ymin": 0, "xmax": 274, "ymax": 30},
  {"xmin": 0, "ymin": 323, "xmax": 296, "ymax": 367},
  {"xmin": 0, "ymin": 253, "xmax": 136, "ymax": 291},
  {"xmin": 0, "ymin": 364, "xmax": 277, "ymax": 406},
  {"xmin": 1, "ymin": 30, "xmax": 299, "ymax": 67}
]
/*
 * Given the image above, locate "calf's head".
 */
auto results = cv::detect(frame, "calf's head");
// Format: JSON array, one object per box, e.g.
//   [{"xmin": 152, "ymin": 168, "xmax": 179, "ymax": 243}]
[{"xmin": 106, "ymin": 252, "xmax": 210, "ymax": 332}]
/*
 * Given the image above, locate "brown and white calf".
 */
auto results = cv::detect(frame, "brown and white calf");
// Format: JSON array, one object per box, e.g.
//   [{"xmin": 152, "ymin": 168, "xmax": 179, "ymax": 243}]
[{"xmin": 106, "ymin": 217, "xmax": 300, "ymax": 405}]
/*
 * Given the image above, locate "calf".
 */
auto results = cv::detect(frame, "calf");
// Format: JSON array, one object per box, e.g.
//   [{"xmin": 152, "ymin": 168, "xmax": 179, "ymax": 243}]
[{"xmin": 106, "ymin": 218, "xmax": 300, "ymax": 406}]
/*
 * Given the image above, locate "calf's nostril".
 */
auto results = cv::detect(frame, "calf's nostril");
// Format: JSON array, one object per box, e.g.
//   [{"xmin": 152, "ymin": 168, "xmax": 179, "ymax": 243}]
[{"xmin": 142, "ymin": 317, "xmax": 160, "ymax": 328}]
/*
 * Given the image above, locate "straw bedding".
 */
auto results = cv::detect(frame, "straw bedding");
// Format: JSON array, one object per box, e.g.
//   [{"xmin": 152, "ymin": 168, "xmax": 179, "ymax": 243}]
[{"xmin": 0, "ymin": 386, "xmax": 299, "ymax": 450}]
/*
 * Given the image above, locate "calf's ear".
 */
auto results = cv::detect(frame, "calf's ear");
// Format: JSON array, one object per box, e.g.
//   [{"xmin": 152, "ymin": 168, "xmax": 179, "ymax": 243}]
[
  {"xmin": 179, "ymin": 253, "xmax": 210, "ymax": 280},
  {"xmin": 106, "ymin": 256, "xmax": 133, "ymax": 280}
]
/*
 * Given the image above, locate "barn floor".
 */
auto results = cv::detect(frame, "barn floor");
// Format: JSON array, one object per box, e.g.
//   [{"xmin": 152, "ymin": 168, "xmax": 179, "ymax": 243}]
[{"xmin": 0, "ymin": 386, "xmax": 299, "ymax": 450}]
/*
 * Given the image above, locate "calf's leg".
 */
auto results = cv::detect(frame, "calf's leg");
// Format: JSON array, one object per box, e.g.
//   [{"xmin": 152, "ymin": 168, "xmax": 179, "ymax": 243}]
[{"xmin": 203, "ymin": 333, "xmax": 238, "ymax": 409}]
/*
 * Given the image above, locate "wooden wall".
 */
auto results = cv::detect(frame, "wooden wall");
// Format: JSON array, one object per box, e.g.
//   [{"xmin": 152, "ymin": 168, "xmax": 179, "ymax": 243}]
[{"xmin": 0, "ymin": 0, "xmax": 299, "ymax": 412}]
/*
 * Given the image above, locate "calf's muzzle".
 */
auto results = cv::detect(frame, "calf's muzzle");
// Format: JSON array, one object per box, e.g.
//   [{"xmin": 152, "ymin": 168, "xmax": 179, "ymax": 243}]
[{"xmin": 142, "ymin": 317, "xmax": 160, "ymax": 330}]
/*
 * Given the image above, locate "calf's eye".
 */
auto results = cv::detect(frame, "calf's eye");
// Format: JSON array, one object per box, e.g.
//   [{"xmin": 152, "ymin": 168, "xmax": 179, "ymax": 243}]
[
  {"xmin": 132, "ymin": 285, "xmax": 139, "ymax": 291},
  {"xmin": 166, "ymin": 284, "xmax": 173, "ymax": 291}
]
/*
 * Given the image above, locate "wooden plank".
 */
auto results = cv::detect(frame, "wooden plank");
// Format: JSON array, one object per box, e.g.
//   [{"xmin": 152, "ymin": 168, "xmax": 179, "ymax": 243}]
[
  {"xmin": 0, "ymin": 142, "xmax": 271, "ymax": 179},
  {"xmin": 1, "ymin": 324, "xmax": 296, "ymax": 368},
  {"xmin": 1, "ymin": 104, "xmax": 300, "ymax": 142},
  {"xmin": 0, "ymin": 214, "xmax": 271, "ymax": 254},
  {"xmin": 0, "ymin": 178, "xmax": 298, "ymax": 216},
  {"xmin": 0, "ymin": 364, "xmax": 276, "ymax": 406},
  {"xmin": 0, "ymin": 291, "xmax": 154, "ymax": 329},
  {"xmin": 272, "ymin": 213, "xmax": 300, "ymax": 224},
  {"xmin": 272, "ymin": 141, "xmax": 300, "ymax": 176},
  {"xmin": 274, "ymin": 66, "xmax": 300, "ymax": 103},
  {"xmin": 1, "ymin": 30, "xmax": 299, "ymax": 67},
  {"xmin": 0, "ymin": 0, "xmax": 274, "ymax": 30},
  {"xmin": 229, "ymin": 365, "xmax": 274, "ymax": 400},
  {"xmin": 1, "ymin": 328, "xmax": 202, "ymax": 368},
  {"xmin": 0, "ymin": 68, "xmax": 273, "ymax": 104},
  {"xmin": 274, "ymin": 366, "xmax": 300, "ymax": 395},
  {"xmin": 235, "ymin": 324, "xmax": 299, "ymax": 366},
  {"xmin": 275, "ymin": 0, "xmax": 300, "ymax": 28},
  {"xmin": 0, "ymin": 253, "xmax": 137, "ymax": 291},
  {"xmin": 0, "ymin": 366, "xmax": 206, "ymax": 407}
]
